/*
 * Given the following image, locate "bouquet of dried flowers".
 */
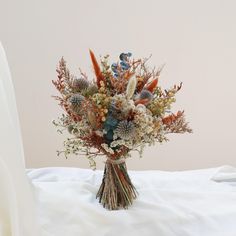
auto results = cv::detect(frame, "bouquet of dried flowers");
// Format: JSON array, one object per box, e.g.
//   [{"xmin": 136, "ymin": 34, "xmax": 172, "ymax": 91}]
[{"xmin": 52, "ymin": 50, "xmax": 192, "ymax": 210}]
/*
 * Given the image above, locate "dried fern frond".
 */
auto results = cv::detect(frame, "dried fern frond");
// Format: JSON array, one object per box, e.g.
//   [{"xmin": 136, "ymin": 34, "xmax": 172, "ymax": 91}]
[{"xmin": 53, "ymin": 57, "xmax": 73, "ymax": 95}]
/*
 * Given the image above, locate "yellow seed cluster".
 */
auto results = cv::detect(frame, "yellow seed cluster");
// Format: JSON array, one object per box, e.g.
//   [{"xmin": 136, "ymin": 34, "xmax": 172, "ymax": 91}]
[
  {"xmin": 148, "ymin": 97, "xmax": 176, "ymax": 116},
  {"xmin": 91, "ymin": 89, "xmax": 111, "ymax": 122},
  {"xmin": 99, "ymin": 81, "xmax": 106, "ymax": 93}
]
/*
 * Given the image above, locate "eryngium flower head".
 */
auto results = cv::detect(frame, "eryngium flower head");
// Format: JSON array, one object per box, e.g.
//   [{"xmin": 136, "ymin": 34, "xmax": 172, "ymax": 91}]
[
  {"xmin": 115, "ymin": 120, "xmax": 136, "ymax": 140},
  {"xmin": 72, "ymin": 78, "xmax": 89, "ymax": 91},
  {"xmin": 86, "ymin": 84, "xmax": 98, "ymax": 96},
  {"xmin": 139, "ymin": 89, "xmax": 153, "ymax": 101},
  {"xmin": 69, "ymin": 93, "xmax": 85, "ymax": 113}
]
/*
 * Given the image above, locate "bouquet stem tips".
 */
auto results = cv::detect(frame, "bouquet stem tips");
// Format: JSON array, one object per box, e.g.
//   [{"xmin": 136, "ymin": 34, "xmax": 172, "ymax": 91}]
[{"xmin": 96, "ymin": 159, "xmax": 137, "ymax": 210}]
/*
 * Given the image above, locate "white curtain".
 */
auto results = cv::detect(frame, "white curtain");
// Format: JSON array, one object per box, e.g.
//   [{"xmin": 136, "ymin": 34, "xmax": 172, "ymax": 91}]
[{"xmin": 0, "ymin": 42, "xmax": 40, "ymax": 235}]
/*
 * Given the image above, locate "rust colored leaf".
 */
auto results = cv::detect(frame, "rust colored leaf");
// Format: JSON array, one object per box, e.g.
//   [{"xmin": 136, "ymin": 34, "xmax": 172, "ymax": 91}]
[{"xmin": 145, "ymin": 78, "xmax": 158, "ymax": 93}]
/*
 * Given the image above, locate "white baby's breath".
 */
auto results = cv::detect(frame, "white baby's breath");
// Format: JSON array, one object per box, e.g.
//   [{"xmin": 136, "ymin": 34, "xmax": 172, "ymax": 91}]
[{"xmin": 101, "ymin": 143, "xmax": 115, "ymax": 154}]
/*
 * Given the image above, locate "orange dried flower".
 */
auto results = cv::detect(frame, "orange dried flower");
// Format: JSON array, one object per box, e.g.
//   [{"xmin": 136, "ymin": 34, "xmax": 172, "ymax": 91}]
[{"xmin": 162, "ymin": 111, "xmax": 184, "ymax": 125}]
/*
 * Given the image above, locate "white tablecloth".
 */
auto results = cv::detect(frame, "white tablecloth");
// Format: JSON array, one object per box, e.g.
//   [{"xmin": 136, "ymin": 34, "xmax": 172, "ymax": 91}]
[{"xmin": 28, "ymin": 166, "xmax": 236, "ymax": 236}]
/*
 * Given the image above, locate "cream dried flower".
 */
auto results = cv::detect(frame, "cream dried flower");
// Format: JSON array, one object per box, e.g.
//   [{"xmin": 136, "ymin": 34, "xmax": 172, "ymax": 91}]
[{"xmin": 126, "ymin": 75, "xmax": 137, "ymax": 100}]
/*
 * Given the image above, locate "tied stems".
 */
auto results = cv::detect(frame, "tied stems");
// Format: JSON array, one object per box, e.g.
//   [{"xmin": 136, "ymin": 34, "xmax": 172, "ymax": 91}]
[{"xmin": 96, "ymin": 160, "xmax": 138, "ymax": 210}]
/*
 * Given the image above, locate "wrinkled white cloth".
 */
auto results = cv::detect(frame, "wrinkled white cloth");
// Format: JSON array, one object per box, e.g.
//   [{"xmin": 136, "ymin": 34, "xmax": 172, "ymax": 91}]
[
  {"xmin": 211, "ymin": 165, "xmax": 236, "ymax": 182},
  {"xmin": 28, "ymin": 166, "xmax": 236, "ymax": 236},
  {"xmin": 0, "ymin": 42, "xmax": 40, "ymax": 236}
]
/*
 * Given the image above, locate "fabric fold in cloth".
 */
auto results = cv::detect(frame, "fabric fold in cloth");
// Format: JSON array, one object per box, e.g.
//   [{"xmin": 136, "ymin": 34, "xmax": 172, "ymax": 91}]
[{"xmin": 211, "ymin": 165, "xmax": 236, "ymax": 182}]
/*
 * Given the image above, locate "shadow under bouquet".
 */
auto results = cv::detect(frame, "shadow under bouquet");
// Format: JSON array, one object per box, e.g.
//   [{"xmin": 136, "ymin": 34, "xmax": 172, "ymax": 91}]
[{"xmin": 52, "ymin": 50, "xmax": 192, "ymax": 210}]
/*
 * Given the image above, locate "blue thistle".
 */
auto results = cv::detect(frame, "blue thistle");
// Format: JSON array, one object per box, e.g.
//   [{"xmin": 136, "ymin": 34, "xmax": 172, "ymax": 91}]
[
  {"xmin": 115, "ymin": 120, "xmax": 136, "ymax": 140},
  {"xmin": 86, "ymin": 84, "xmax": 98, "ymax": 96},
  {"xmin": 139, "ymin": 89, "xmax": 153, "ymax": 101},
  {"xmin": 69, "ymin": 93, "xmax": 85, "ymax": 113},
  {"xmin": 72, "ymin": 78, "xmax": 89, "ymax": 91}
]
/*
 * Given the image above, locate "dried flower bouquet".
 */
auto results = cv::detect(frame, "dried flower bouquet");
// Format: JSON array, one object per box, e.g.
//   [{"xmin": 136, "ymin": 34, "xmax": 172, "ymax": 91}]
[{"xmin": 52, "ymin": 50, "xmax": 192, "ymax": 210}]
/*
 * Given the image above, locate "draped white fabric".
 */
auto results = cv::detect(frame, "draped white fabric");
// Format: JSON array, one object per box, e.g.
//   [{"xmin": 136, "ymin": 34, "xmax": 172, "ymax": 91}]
[{"xmin": 0, "ymin": 42, "xmax": 40, "ymax": 236}]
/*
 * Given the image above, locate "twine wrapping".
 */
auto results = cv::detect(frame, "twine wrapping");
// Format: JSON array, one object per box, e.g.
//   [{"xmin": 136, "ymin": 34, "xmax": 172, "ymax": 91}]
[{"xmin": 106, "ymin": 157, "xmax": 126, "ymax": 165}]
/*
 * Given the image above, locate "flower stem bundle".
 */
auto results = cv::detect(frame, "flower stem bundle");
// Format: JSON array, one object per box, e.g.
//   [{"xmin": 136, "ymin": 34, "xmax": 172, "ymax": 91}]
[{"xmin": 97, "ymin": 160, "xmax": 137, "ymax": 210}]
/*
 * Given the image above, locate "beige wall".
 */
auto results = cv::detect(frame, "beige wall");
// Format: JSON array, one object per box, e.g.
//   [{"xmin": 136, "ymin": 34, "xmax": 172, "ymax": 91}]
[{"xmin": 0, "ymin": 0, "xmax": 236, "ymax": 170}]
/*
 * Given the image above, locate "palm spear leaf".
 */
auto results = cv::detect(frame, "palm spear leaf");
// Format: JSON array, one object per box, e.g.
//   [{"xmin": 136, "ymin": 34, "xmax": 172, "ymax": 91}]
[{"xmin": 89, "ymin": 49, "xmax": 105, "ymax": 88}]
